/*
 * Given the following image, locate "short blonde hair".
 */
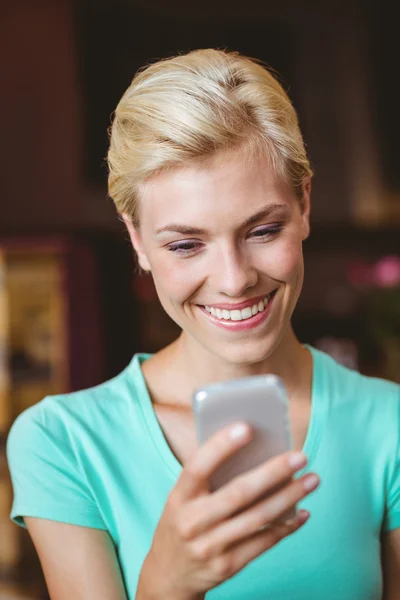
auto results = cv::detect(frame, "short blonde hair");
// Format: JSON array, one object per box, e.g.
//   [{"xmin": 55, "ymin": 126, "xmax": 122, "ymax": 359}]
[{"xmin": 107, "ymin": 48, "xmax": 313, "ymax": 225}]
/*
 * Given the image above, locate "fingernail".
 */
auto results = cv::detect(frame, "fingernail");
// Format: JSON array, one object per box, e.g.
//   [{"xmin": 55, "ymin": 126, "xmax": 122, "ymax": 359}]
[
  {"xmin": 230, "ymin": 423, "xmax": 249, "ymax": 440},
  {"xmin": 303, "ymin": 474, "xmax": 319, "ymax": 491},
  {"xmin": 298, "ymin": 510, "xmax": 310, "ymax": 523},
  {"xmin": 288, "ymin": 451, "xmax": 307, "ymax": 469}
]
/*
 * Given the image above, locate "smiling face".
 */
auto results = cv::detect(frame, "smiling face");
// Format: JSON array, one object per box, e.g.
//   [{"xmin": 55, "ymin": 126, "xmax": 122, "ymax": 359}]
[{"xmin": 125, "ymin": 148, "xmax": 311, "ymax": 366}]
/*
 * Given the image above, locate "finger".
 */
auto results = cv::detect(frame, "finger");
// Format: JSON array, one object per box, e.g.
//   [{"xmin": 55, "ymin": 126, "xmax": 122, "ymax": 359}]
[
  {"xmin": 176, "ymin": 422, "xmax": 252, "ymax": 499},
  {"xmin": 195, "ymin": 510, "xmax": 310, "ymax": 582},
  {"xmin": 228, "ymin": 510, "xmax": 310, "ymax": 574},
  {"xmin": 208, "ymin": 473, "xmax": 319, "ymax": 550},
  {"xmin": 182, "ymin": 449, "xmax": 308, "ymax": 532}
]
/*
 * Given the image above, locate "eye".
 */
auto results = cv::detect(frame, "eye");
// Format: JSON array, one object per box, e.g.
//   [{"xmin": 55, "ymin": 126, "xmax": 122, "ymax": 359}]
[
  {"xmin": 248, "ymin": 224, "xmax": 283, "ymax": 239},
  {"xmin": 167, "ymin": 240, "xmax": 203, "ymax": 255}
]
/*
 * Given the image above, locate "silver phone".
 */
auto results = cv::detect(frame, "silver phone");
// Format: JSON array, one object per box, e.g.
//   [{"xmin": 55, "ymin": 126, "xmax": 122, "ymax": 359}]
[{"xmin": 192, "ymin": 374, "xmax": 297, "ymax": 522}]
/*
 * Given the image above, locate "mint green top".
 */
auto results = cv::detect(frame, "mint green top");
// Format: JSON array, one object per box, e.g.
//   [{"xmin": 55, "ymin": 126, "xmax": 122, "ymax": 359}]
[{"xmin": 6, "ymin": 347, "xmax": 400, "ymax": 599}]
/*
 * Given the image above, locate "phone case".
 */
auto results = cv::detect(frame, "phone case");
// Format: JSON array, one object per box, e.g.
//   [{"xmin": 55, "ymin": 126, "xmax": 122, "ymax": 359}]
[{"xmin": 192, "ymin": 374, "xmax": 296, "ymax": 522}]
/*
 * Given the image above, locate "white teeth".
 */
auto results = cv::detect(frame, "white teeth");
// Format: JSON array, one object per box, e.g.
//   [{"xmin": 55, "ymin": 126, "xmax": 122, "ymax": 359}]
[
  {"xmin": 230, "ymin": 310, "xmax": 242, "ymax": 321},
  {"xmin": 241, "ymin": 307, "xmax": 252, "ymax": 319},
  {"xmin": 204, "ymin": 293, "xmax": 273, "ymax": 322}
]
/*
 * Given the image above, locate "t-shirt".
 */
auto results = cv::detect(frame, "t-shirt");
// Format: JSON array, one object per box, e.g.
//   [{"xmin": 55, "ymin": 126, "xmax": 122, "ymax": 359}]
[{"xmin": 6, "ymin": 346, "xmax": 400, "ymax": 599}]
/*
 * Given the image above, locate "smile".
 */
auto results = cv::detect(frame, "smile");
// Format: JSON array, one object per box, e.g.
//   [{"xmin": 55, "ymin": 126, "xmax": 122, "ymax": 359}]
[
  {"xmin": 198, "ymin": 290, "xmax": 277, "ymax": 332},
  {"xmin": 203, "ymin": 290, "xmax": 276, "ymax": 322}
]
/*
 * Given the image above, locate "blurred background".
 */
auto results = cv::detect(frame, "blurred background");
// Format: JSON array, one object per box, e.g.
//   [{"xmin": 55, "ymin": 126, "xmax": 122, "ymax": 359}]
[{"xmin": 0, "ymin": 0, "xmax": 399, "ymax": 597}]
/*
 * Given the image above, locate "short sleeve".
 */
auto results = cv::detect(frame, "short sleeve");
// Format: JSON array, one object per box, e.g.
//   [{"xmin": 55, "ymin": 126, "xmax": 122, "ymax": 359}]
[
  {"xmin": 382, "ymin": 388, "xmax": 400, "ymax": 533},
  {"xmin": 6, "ymin": 400, "xmax": 107, "ymax": 531}
]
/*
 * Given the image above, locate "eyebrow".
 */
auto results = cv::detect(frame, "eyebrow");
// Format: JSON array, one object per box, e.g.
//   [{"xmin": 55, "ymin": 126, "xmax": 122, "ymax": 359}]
[{"xmin": 154, "ymin": 203, "xmax": 289, "ymax": 236}]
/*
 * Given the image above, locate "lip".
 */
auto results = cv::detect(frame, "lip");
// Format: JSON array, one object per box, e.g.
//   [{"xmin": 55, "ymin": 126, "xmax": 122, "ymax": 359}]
[
  {"xmin": 198, "ymin": 290, "xmax": 276, "ymax": 332},
  {"xmin": 198, "ymin": 291, "xmax": 276, "ymax": 311}
]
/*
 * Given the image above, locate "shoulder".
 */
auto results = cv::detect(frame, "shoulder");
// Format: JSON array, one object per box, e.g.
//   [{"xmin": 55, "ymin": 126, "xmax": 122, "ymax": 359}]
[
  {"xmin": 7, "ymin": 353, "xmax": 151, "ymax": 453},
  {"xmin": 308, "ymin": 344, "xmax": 399, "ymax": 428},
  {"xmin": 309, "ymin": 346, "xmax": 400, "ymax": 438},
  {"xmin": 6, "ymin": 353, "xmax": 153, "ymax": 532},
  {"xmin": 308, "ymin": 347, "xmax": 400, "ymax": 487},
  {"xmin": 310, "ymin": 345, "xmax": 399, "ymax": 402}
]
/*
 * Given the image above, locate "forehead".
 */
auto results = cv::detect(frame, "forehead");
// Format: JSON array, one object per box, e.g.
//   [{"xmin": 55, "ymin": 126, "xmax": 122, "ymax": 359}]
[{"xmin": 138, "ymin": 149, "xmax": 292, "ymax": 230}]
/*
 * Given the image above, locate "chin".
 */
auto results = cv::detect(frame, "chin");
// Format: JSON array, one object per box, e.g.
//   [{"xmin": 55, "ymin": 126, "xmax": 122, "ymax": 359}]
[{"xmin": 210, "ymin": 335, "xmax": 280, "ymax": 368}]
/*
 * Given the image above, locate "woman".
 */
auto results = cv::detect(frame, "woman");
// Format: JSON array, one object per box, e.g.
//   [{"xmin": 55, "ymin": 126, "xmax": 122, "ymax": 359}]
[{"xmin": 7, "ymin": 49, "xmax": 400, "ymax": 599}]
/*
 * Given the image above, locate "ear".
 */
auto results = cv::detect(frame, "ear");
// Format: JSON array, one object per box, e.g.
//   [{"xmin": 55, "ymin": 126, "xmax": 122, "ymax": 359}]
[
  {"xmin": 300, "ymin": 178, "xmax": 311, "ymax": 241},
  {"xmin": 121, "ymin": 213, "xmax": 152, "ymax": 272}
]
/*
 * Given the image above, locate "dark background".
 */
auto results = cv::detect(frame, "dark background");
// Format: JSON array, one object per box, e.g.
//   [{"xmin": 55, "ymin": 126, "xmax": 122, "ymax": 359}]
[{"xmin": 1, "ymin": 0, "xmax": 399, "ymax": 234}]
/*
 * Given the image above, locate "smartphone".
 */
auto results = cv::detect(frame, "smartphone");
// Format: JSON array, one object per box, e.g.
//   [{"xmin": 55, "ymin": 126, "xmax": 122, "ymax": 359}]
[{"xmin": 192, "ymin": 374, "xmax": 297, "ymax": 522}]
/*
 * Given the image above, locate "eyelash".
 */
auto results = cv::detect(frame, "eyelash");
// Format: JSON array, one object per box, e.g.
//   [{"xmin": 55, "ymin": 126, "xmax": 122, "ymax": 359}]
[
  {"xmin": 249, "ymin": 224, "xmax": 283, "ymax": 239},
  {"xmin": 167, "ymin": 224, "xmax": 283, "ymax": 255}
]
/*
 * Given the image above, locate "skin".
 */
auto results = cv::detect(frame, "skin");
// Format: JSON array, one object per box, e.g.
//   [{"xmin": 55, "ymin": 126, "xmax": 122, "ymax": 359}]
[{"xmin": 124, "ymin": 148, "xmax": 312, "ymax": 400}]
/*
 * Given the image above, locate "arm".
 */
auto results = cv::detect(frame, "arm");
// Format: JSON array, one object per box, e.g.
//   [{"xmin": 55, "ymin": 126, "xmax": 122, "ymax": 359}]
[
  {"xmin": 25, "ymin": 517, "xmax": 128, "ymax": 600},
  {"xmin": 382, "ymin": 528, "xmax": 400, "ymax": 600}
]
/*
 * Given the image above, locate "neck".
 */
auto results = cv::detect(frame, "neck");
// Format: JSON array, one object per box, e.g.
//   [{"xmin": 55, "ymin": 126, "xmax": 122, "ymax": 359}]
[{"xmin": 157, "ymin": 325, "xmax": 312, "ymax": 406}]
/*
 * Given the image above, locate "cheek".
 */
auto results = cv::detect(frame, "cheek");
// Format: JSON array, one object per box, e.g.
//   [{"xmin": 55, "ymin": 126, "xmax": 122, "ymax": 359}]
[
  {"xmin": 151, "ymin": 257, "xmax": 203, "ymax": 305},
  {"xmin": 258, "ymin": 236, "xmax": 304, "ymax": 282}
]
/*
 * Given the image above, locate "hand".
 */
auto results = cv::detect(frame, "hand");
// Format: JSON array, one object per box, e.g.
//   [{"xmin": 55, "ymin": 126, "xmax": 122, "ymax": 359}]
[{"xmin": 138, "ymin": 422, "xmax": 319, "ymax": 600}]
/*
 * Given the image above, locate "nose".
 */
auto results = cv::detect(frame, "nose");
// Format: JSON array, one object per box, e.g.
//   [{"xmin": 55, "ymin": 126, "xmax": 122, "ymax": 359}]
[{"xmin": 214, "ymin": 246, "xmax": 258, "ymax": 298}]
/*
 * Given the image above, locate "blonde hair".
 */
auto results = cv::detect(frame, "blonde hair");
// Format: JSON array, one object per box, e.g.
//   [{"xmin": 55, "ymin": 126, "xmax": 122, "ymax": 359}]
[{"xmin": 107, "ymin": 48, "xmax": 313, "ymax": 225}]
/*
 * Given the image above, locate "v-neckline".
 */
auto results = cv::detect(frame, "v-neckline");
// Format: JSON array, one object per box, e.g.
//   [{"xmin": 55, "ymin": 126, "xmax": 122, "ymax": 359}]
[{"xmin": 130, "ymin": 345, "xmax": 329, "ymax": 480}]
